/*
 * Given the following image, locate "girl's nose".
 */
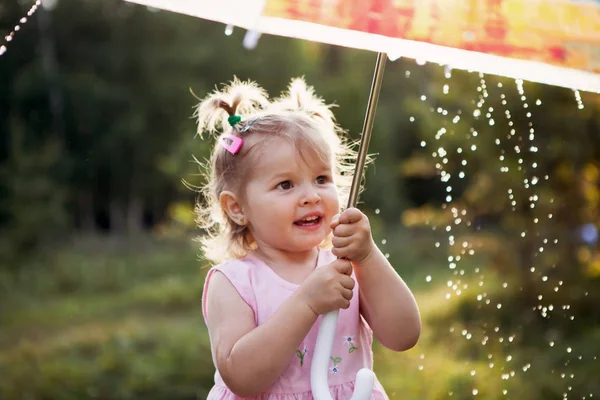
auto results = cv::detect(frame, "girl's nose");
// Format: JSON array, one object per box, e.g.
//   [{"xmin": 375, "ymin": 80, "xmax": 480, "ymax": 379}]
[{"xmin": 300, "ymin": 188, "xmax": 321, "ymax": 205}]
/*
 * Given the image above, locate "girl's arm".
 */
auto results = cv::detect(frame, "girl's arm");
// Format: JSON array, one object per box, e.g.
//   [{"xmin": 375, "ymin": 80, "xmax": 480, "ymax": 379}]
[
  {"xmin": 354, "ymin": 246, "xmax": 421, "ymax": 352},
  {"xmin": 330, "ymin": 208, "xmax": 421, "ymax": 352},
  {"xmin": 205, "ymin": 271, "xmax": 317, "ymax": 397}
]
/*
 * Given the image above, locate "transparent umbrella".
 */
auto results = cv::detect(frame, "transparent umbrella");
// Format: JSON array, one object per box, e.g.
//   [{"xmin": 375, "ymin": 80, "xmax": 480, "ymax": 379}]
[{"xmin": 118, "ymin": 0, "xmax": 600, "ymax": 398}]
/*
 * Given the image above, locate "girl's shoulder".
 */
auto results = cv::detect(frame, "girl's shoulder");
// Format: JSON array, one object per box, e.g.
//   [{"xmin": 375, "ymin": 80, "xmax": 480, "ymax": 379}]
[
  {"xmin": 205, "ymin": 256, "xmax": 260, "ymax": 295},
  {"xmin": 202, "ymin": 256, "xmax": 260, "ymax": 324},
  {"xmin": 209, "ymin": 256, "xmax": 255, "ymax": 275}
]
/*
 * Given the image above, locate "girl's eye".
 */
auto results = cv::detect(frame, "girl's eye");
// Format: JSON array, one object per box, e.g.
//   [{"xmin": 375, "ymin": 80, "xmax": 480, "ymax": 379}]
[
  {"xmin": 316, "ymin": 175, "xmax": 329, "ymax": 184},
  {"xmin": 277, "ymin": 180, "xmax": 293, "ymax": 190}
]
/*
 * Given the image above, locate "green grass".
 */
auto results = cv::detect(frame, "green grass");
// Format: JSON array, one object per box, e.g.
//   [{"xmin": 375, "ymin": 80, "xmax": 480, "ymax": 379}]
[{"xmin": 0, "ymin": 235, "xmax": 216, "ymax": 400}]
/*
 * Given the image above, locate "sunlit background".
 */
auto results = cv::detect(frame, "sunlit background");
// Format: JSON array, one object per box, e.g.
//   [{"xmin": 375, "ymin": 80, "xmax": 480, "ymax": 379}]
[{"xmin": 1, "ymin": 0, "xmax": 599, "ymax": 399}]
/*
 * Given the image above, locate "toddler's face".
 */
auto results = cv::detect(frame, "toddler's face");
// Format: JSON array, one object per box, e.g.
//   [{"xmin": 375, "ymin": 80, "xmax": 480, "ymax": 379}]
[{"xmin": 242, "ymin": 138, "xmax": 340, "ymax": 253}]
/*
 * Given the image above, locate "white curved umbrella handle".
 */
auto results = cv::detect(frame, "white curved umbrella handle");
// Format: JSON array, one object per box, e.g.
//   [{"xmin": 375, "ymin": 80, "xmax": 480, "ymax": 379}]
[{"xmin": 311, "ymin": 310, "xmax": 375, "ymax": 400}]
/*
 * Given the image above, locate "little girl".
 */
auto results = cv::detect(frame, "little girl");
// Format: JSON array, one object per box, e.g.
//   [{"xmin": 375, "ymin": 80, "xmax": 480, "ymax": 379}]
[{"xmin": 196, "ymin": 77, "xmax": 421, "ymax": 399}]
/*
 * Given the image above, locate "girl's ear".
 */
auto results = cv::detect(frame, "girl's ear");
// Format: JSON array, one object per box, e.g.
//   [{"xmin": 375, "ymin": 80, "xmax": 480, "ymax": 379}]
[{"xmin": 219, "ymin": 190, "xmax": 247, "ymax": 226}]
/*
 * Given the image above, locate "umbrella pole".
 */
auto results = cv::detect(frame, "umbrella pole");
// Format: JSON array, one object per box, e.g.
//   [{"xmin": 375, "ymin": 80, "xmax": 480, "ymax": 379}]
[
  {"xmin": 310, "ymin": 52, "xmax": 388, "ymax": 400},
  {"xmin": 347, "ymin": 52, "xmax": 387, "ymax": 209}
]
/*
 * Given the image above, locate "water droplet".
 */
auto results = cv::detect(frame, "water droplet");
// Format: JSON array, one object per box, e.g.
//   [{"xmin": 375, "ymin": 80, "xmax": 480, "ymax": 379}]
[
  {"xmin": 444, "ymin": 65, "xmax": 452, "ymax": 78},
  {"xmin": 573, "ymin": 90, "xmax": 584, "ymax": 109}
]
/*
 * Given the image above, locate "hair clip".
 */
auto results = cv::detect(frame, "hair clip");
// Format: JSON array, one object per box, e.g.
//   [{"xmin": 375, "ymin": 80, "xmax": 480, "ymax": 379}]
[
  {"xmin": 220, "ymin": 134, "xmax": 243, "ymax": 155},
  {"xmin": 239, "ymin": 117, "xmax": 259, "ymax": 133}
]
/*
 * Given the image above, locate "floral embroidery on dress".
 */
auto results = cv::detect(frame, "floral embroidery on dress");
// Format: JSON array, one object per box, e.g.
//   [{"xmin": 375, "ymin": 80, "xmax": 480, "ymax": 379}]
[
  {"xmin": 296, "ymin": 346, "xmax": 308, "ymax": 367},
  {"xmin": 343, "ymin": 335, "xmax": 359, "ymax": 353},
  {"xmin": 329, "ymin": 356, "xmax": 342, "ymax": 374}
]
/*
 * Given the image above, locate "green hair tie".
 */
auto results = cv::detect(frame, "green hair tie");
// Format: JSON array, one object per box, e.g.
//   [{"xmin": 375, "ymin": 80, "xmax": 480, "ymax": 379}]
[{"xmin": 228, "ymin": 115, "xmax": 242, "ymax": 127}]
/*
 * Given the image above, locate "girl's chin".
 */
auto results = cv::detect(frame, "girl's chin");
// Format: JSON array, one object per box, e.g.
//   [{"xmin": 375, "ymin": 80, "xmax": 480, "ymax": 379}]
[{"xmin": 286, "ymin": 236, "xmax": 328, "ymax": 252}]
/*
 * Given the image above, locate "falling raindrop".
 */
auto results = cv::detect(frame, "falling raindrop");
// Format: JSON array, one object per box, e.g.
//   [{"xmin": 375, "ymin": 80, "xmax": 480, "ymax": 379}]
[
  {"xmin": 573, "ymin": 90, "xmax": 584, "ymax": 110},
  {"xmin": 444, "ymin": 65, "xmax": 453, "ymax": 79}
]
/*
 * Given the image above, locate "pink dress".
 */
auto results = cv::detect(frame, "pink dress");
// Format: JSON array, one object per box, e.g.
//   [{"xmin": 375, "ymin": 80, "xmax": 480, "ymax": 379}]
[{"xmin": 201, "ymin": 249, "xmax": 389, "ymax": 400}]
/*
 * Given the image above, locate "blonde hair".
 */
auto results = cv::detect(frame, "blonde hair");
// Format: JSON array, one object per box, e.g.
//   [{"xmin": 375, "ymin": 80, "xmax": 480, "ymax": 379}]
[{"xmin": 193, "ymin": 77, "xmax": 359, "ymax": 265}]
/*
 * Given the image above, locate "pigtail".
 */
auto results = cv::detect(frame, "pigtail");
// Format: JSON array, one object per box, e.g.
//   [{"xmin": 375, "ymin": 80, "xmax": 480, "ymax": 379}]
[
  {"xmin": 273, "ymin": 77, "xmax": 364, "ymax": 208},
  {"xmin": 194, "ymin": 77, "xmax": 270, "ymax": 137},
  {"xmin": 272, "ymin": 77, "xmax": 337, "ymax": 128}
]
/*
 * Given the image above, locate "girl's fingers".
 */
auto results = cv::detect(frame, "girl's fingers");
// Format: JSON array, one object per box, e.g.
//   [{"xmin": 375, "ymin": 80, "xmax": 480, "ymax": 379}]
[
  {"xmin": 332, "ymin": 259, "xmax": 352, "ymax": 275},
  {"xmin": 332, "ymin": 246, "xmax": 351, "ymax": 260},
  {"xmin": 329, "ymin": 214, "xmax": 341, "ymax": 229},
  {"xmin": 340, "ymin": 275, "xmax": 355, "ymax": 291},
  {"xmin": 340, "ymin": 299, "xmax": 351, "ymax": 310},
  {"xmin": 332, "ymin": 223, "xmax": 354, "ymax": 237},
  {"xmin": 331, "ymin": 235, "xmax": 353, "ymax": 249},
  {"xmin": 341, "ymin": 287, "xmax": 354, "ymax": 301},
  {"xmin": 338, "ymin": 208, "xmax": 364, "ymax": 224}
]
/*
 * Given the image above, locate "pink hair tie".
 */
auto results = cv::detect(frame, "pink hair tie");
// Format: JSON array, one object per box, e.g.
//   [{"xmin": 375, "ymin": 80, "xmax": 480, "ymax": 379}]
[{"xmin": 220, "ymin": 135, "xmax": 243, "ymax": 155}]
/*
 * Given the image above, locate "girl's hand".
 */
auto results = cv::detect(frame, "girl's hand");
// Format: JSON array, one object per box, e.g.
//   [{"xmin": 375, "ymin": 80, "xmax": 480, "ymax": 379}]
[
  {"xmin": 330, "ymin": 207, "xmax": 376, "ymax": 264},
  {"xmin": 297, "ymin": 259, "xmax": 355, "ymax": 315}
]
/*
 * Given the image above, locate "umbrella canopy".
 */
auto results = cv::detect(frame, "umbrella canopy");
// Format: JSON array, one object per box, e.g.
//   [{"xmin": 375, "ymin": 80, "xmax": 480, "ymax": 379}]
[{"xmin": 125, "ymin": 0, "xmax": 600, "ymax": 93}]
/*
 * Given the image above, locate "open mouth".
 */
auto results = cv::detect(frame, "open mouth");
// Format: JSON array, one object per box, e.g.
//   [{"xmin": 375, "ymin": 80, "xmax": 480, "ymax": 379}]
[{"xmin": 294, "ymin": 215, "xmax": 322, "ymax": 227}]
